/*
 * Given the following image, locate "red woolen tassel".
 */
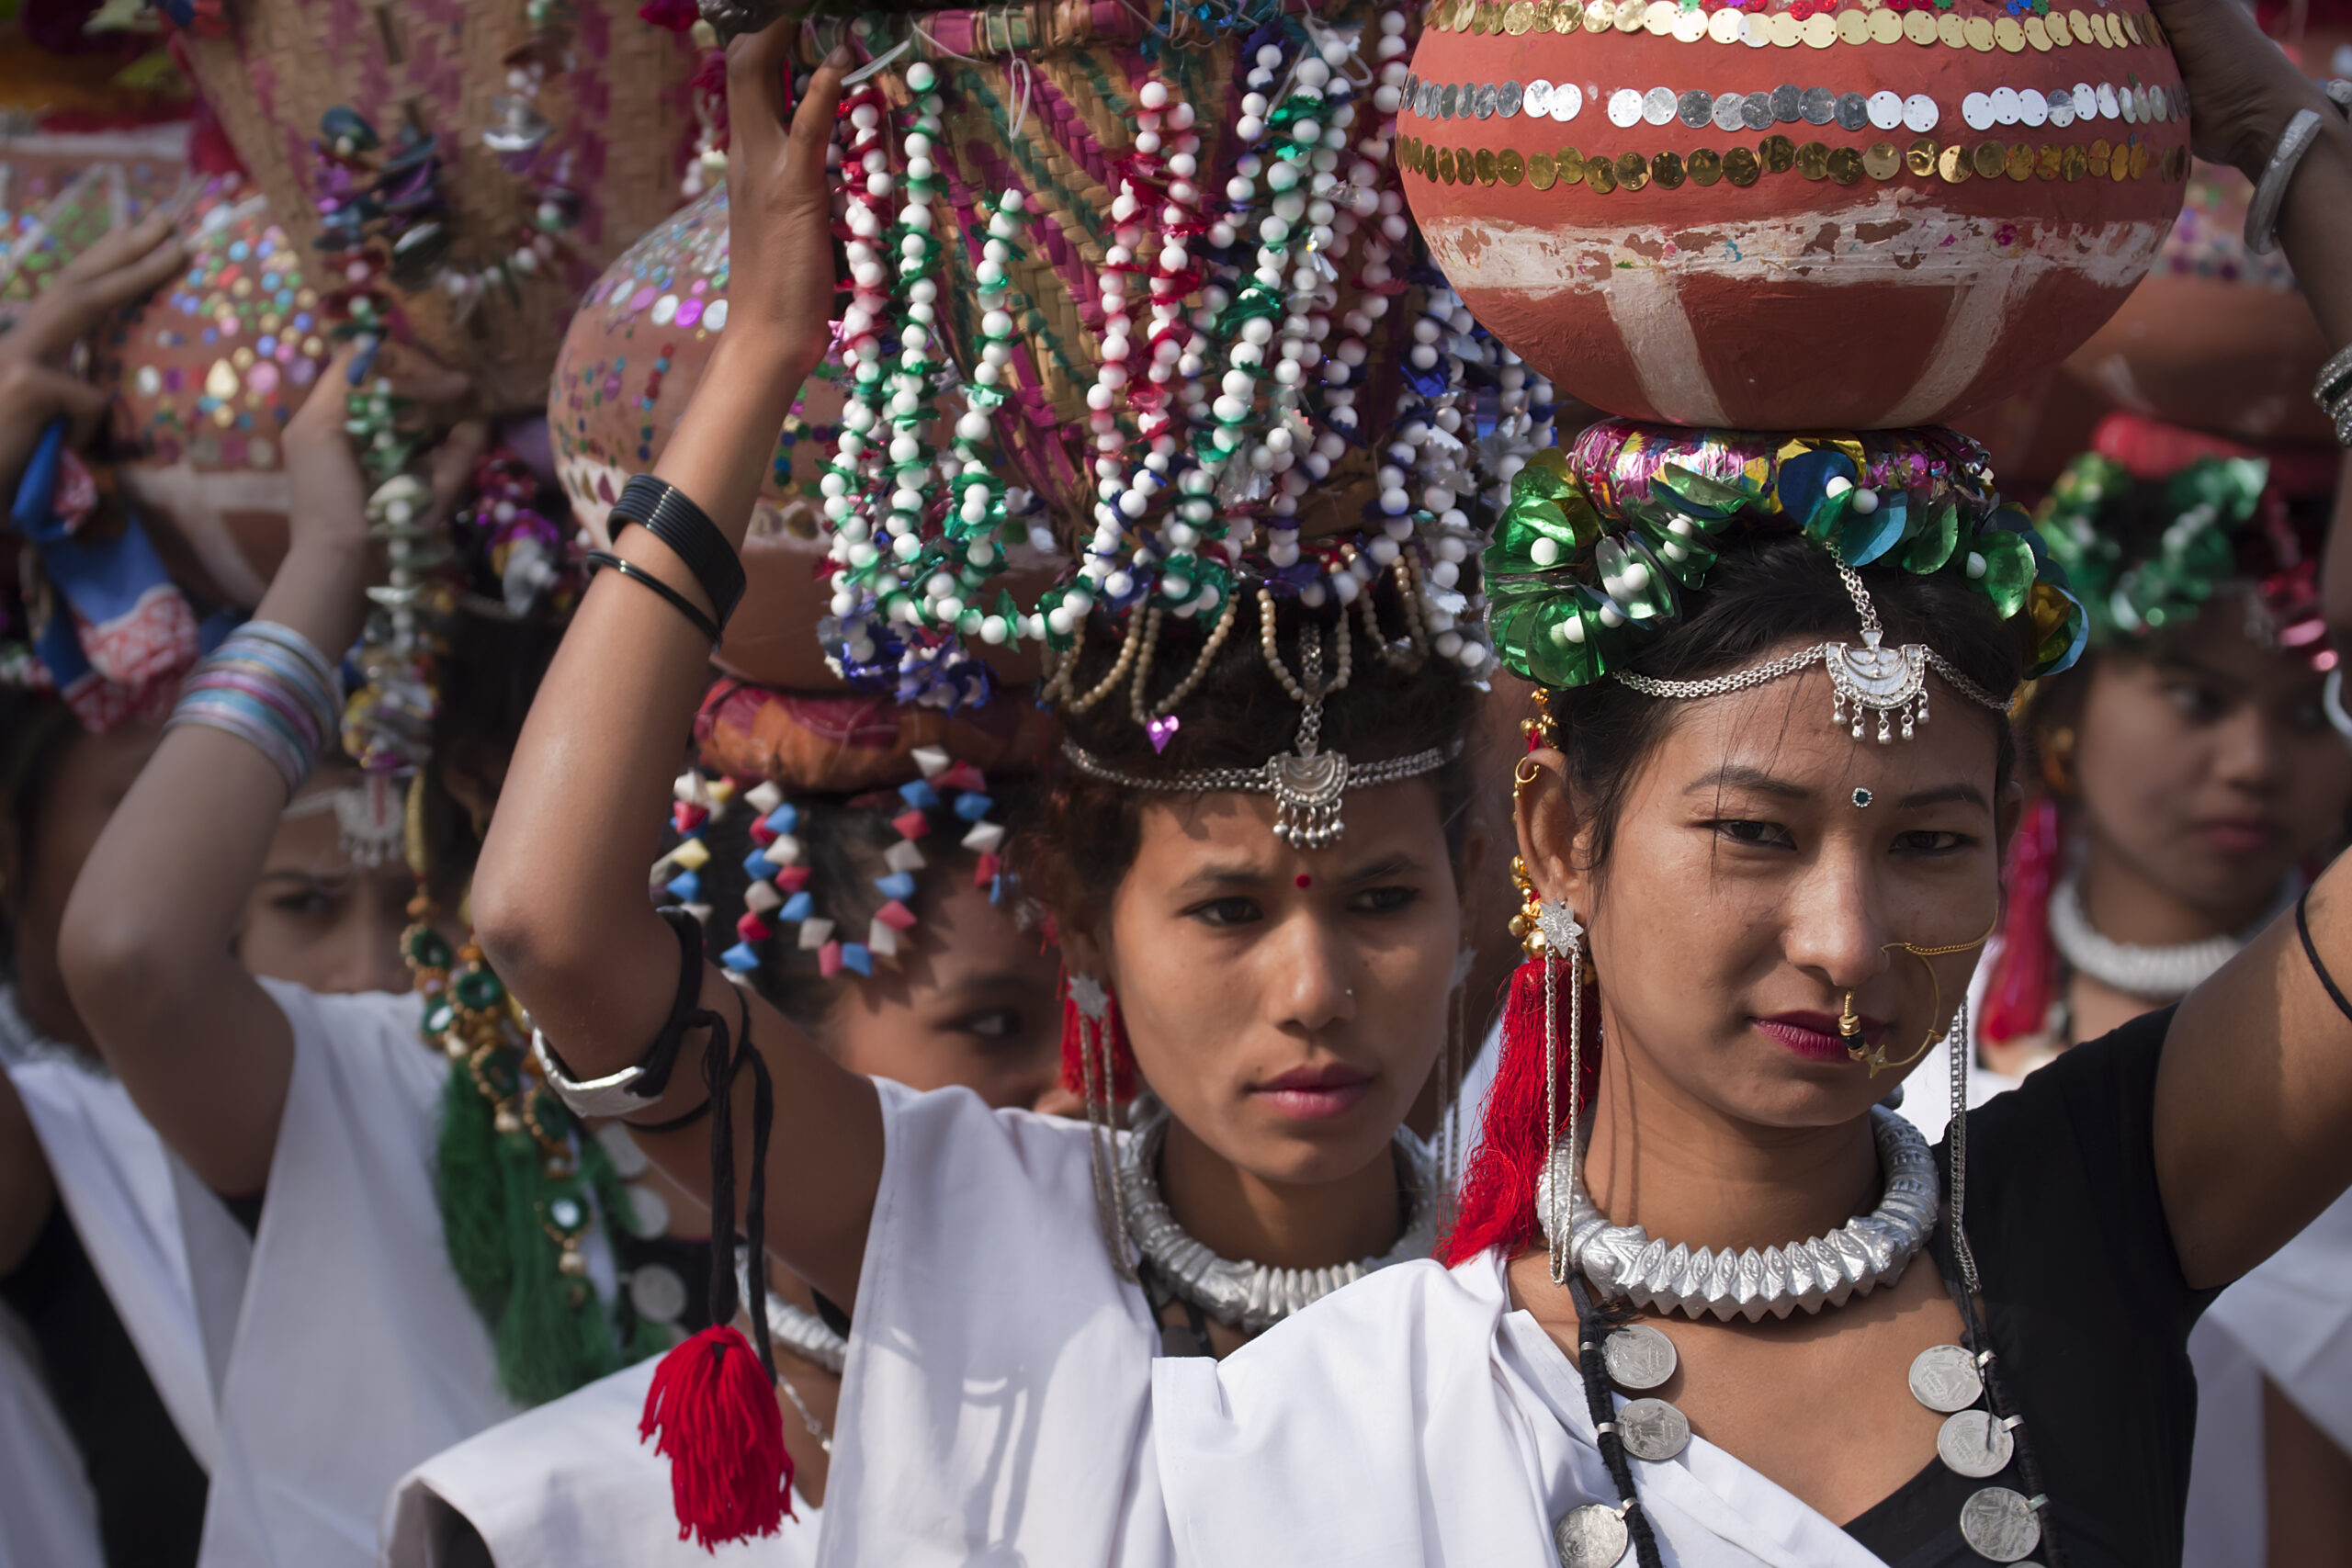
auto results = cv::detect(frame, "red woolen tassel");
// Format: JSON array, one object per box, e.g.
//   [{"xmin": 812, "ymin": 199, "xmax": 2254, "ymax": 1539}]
[
  {"xmin": 1442, "ymin": 956, "xmax": 1602, "ymax": 1267},
  {"xmin": 1981, "ymin": 795, "xmax": 2061, "ymax": 1045},
  {"xmin": 640, "ymin": 1325, "xmax": 796, "ymax": 1548},
  {"xmin": 637, "ymin": 0, "xmax": 700, "ymax": 31}
]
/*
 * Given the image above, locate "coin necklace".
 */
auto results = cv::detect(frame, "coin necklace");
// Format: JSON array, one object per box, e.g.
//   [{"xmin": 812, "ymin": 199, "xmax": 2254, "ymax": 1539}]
[{"xmin": 1549, "ymin": 1217, "xmax": 2058, "ymax": 1566}]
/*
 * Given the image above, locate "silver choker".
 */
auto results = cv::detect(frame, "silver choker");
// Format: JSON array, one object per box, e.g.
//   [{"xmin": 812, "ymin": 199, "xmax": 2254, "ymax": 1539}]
[
  {"xmin": 1537, "ymin": 1105, "xmax": 1939, "ymax": 1323},
  {"xmin": 1120, "ymin": 1097, "xmax": 1442, "ymax": 1335},
  {"xmin": 2047, "ymin": 871, "xmax": 2286, "ymax": 1001},
  {"xmin": 736, "ymin": 1250, "xmax": 849, "ymax": 1374},
  {"xmin": 765, "ymin": 1299, "xmax": 848, "ymax": 1375}
]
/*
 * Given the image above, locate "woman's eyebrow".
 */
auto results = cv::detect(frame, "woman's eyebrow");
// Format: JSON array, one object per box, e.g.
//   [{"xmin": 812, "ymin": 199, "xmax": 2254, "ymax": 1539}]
[{"xmin": 1682, "ymin": 763, "xmax": 1810, "ymax": 800}]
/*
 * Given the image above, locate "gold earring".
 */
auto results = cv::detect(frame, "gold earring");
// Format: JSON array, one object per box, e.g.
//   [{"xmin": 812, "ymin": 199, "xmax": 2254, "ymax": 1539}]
[
  {"xmin": 1508, "ymin": 855, "xmax": 1547, "ymax": 959},
  {"xmin": 2041, "ymin": 726, "xmax": 2078, "ymax": 796},
  {"xmin": 1520, "ymin": 689, "xmax": 1558, "ymax": 750},
  {"xmin": 1511, "ymin": 755, "xmax": 1544, "ymax": 804}
]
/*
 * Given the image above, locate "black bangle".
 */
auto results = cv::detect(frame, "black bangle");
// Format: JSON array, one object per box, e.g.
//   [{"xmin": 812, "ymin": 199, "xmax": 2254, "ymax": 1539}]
[
  {"xmin": 585, "ymin": 549, "xmax": 721, "ymax": 647},
  {"xmin": 610, "ymin": 474, "xmax": 744, "ymax": 632},
  {"xmin": 2296, "ymin": 887, "xmax": 2352, "ymax": 1027}
]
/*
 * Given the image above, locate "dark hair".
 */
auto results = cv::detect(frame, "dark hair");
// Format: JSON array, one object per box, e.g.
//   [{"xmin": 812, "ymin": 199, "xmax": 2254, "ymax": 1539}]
[
  {"xmin": 1547, "ymin": 534, "xmax": 2026, "ymax": 874},
  {"xmin": 414, "ymin": 609, "xmax": 566, "ymax": 908},
  {"xmin": 0, "ymin": 695, "xmax": 79, "ymax": 976},
  {"xmin": 1014, "ymin": 592, "xmax": 1479, "ymax": 931},
  {"xmin": 694, "ymin": 776, "xmax": 1036, "ymax": 1036}
]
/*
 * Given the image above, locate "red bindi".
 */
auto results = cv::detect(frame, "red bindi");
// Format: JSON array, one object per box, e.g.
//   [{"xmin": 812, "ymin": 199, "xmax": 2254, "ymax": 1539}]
[{"xmin": 1295, "ymin": 874, "xmax": 1313, "ymax": 888}]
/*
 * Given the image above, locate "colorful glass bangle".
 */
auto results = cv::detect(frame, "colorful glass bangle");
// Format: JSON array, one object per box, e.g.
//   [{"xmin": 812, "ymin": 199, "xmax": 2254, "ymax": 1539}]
[
  {"xmin": 168, "ymin": 689, "xmax": 315, "ymax": 798},
  {"xmin": 610, "ymin": 474, "xmax": 744, "ymax": 633},
  {"xmin": 585, "ymin": 549, "xmax": 723, "ymax": 648}
]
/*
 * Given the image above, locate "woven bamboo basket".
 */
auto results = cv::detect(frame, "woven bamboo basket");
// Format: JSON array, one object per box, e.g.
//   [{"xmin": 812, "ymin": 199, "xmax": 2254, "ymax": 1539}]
[
  {"xmin": 177, "ymin": 0, "xmax": 702, "ymax": 414},
  {"xmin": 802, "ymin": 0, "xmax": 1394, "ymax": 548}
]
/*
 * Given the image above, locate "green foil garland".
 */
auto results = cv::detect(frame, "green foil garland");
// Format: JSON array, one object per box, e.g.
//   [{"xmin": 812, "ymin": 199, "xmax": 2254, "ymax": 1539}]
[
  {"xmin": 2033, "ymin": 452, "xmax": 2269, "ymax": 646},
  {"xmin": 1483, "ymin": 423, "xmax": 2089, "ymax": 694}
]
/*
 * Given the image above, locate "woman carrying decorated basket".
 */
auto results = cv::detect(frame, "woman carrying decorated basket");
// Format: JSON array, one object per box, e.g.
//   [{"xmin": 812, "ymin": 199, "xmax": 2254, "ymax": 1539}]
[
  {"xmin": 1137, "ymin": 0, "xmax": 2352, "ymax": 1562},
  {"xmin": 384, "ymin": 686, "xmax": 1068, "ymax": 1568},
  {"xmin": 473, "ymin": 0, "xmax": 1540, "ymax": 1558}
]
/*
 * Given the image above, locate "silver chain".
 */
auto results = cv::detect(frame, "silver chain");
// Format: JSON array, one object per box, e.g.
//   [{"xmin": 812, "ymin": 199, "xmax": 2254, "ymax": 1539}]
[
  {"xmin": 1947, "ymin": 998, "xmax": 1978, "ymax": 1298},
  {"xmin": 1615, "ymin": 645, "xmax": 2008, "ymax": 716},
  {"xmin": 1836, "ymin": 558, "xmax": 1885, "ymax": 646},
  {"xmin": 1058, "ymin": 738, "xmax": 1454, "ymax": 795}
]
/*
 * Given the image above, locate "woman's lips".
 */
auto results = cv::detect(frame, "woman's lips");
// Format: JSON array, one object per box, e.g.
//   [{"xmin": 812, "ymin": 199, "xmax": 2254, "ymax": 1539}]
[
  {"xmin": 1250, "ymin": 1065, "xmax": 1374, "ymax": 1121},
  {"xmin": 2198, "ymin": 818, "xmax": 2283, "ymax": 855},
  {"xmin": 1754, "ymin": 1011, "xmax": 1880, "ymax": 1064}
]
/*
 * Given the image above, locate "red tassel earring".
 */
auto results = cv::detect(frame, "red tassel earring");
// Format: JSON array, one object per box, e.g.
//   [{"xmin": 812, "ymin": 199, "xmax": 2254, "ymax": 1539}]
[
  {"xmin": 1981, "ymin": 793, "xmax": 2061, "ymax": 1045},
  {"xmin": 1063, "ymin": 971, "xmax": 1139, "ymax": 1280},
  {"xmin": 1444, "ymin": 854, "xmax": 1599, "ymax": 1267}
]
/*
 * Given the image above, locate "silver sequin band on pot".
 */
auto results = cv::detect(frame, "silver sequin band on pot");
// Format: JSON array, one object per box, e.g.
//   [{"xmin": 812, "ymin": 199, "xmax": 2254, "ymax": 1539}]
[
  {"xmin": 1539, "ymin": 1105, "xmax": 1939, "ymax": 1322},
  {"xmin": 1122, "ymin": 1096, "xmax": 1440, "ymax": 1334}
]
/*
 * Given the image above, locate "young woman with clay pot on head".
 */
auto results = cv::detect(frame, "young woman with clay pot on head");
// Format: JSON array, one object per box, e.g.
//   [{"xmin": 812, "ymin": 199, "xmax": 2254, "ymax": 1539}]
[
  {"xmin": 48, "ymin": 342, "xmax": 655, "ymax": 1568},
  {"xmin": 1141, "ymin": 0, "xmax": 2352, "ymax": 1559},
  {"xmin": 470, "ymin": 18, "xmax": 1494, "ymax": 1563},
  {"xmin": 1968, "ymin": 440, "xmax": 2350, "ymax": 1087},
  {"xmin": 1959, "ymin": 437, "xmax": 2352, "ymax": 1566}
]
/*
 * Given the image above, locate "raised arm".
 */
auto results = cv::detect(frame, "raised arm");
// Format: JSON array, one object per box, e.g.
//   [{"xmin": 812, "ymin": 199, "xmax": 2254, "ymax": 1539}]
[
  {"xmin": 2146, "ymin": 0, "xmax": 2352, "ymax": 1288},
  {"xmin": 56, "ymin": 346, "xmax": 473, "ymax": 1197},
  {"xmin": 470, "ymin": 28, "xmax": 882, "ymax": 1306}
]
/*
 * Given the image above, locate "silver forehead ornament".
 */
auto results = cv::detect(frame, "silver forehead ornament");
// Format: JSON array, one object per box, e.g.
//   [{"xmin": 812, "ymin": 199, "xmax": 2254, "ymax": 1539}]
[{"xmin": 1613, "ymin": 559, "xmax": 2009, "ymax": 741}]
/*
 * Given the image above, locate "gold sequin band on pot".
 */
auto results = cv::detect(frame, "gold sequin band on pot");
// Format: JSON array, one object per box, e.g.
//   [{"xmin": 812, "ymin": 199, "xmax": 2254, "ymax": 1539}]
[
  {"xmin": 1396, "ymin": 130, "xmax": 2184, "ymax": 190},
  {"xmin": 1420, "ymin": 0, "xmax": 2168, "ymax": 54}
]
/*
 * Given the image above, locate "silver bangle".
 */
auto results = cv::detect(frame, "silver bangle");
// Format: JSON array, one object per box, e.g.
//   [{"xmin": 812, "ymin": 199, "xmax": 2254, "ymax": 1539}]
[
  {"xmin": 2246, "ymin": 107, "xmax": 2324, "ymax": 256},
  {"xmin": 530, "ymin": 1028, "xmax": 665, "ymax": 1118},
  {"xmin": 2326, "ymin": 669, "xmax": 2352, "ymax": 743},
  {"xmin": 2315, "ymin": 342, "xmax": 2352, "ymax": 448}
]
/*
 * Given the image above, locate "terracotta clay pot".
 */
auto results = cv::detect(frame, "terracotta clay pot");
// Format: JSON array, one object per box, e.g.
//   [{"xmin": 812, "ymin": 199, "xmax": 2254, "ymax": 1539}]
[
  {"xmin": 1402, "ymin": 0, "xmax": 2188, "ymax": 427},
  {"xmin": 2063, "ymin": 165, "xmax": 2329, "ymax": 446},
  {"xmin": 97, "ymin": 184, "xmax": 335, "ymax": 607},
  {"xmin": 2058, "ymin": 7, "xmax": 2351, "ymax": 447},
  {"xmin": 550, "ymin": 187, "xmax": 1059, "ymax": 690}
]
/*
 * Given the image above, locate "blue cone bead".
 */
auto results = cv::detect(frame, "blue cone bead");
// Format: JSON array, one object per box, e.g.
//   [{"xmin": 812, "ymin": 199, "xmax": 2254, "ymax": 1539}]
[
  {"xmin": 720, "ymin": 942, "xmax": 761, "ymax": 973},
  {"xmin": 899, "ymin": 780, "xmax": 940, "ymax": 810},
  {"xmin": 954, "ymin": 793, "xmax": 993, "ymax": 822},
  {"xmin": 779, "ymin": 890, "xmax": 814, "ymax": 922},
  {"xmin": 874, "ymin": 871, "xmax": 918, "ymax": 902},
  {"xmin": 742, "ymin": 848, "xmax": 774, "ymax": 881},
  {"xmin": 764, "ymin": 804, "xmax": 798, "ymax": 835},
  {"xmin": 842, "ymin": 943, "xmax": 874, "ymax": 976},
  {"xmin": 666, "ymin": 870, "xmax": 701, "ymax": 902}
]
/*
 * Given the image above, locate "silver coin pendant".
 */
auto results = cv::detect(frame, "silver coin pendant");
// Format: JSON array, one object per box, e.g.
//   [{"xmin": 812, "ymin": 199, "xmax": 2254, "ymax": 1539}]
[
  {"xmin": 1959, "ymin": 1487, "xmax": 2042, "ymax": 1562},
  {"xmin": 1907, "ymin": 1343, "xmax": 1984, "ymax": 1413},
  {"xmin": 1936, "ymin": 1409, "xmax": 2015, "ymax": 1479},
  {"xmin": 628, "ymin": 1262, "xmax": 689, "ymax": 1325},
  {"xmin": 1618, "ymin": 1397, "xmax": 1691, "ymax": 1462},
  {"xmin": 595, "ymin": 1121, "xmax": 650, "ymax": 1179},
  {"xmin": 1554, "ymin": 1503, "xmax": 1630, "ymax": 1568},
  {"xmin": 1602, "ymin": 1323, "xmax": 1679, "ymax": 1391}
]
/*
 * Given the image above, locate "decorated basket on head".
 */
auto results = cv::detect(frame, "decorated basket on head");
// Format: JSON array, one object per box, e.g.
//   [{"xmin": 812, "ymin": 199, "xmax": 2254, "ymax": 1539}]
[
  {"xmin": 159, "ymin": 0, "xmax": 707, "ymax": 415},
  {"xmin": 740, "ymin": 0, "xmax": 1555, "ymax": 748},
  {"xmin": 1402, "ymin": 0, "xmax": 2189, "ymax": 429}
]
